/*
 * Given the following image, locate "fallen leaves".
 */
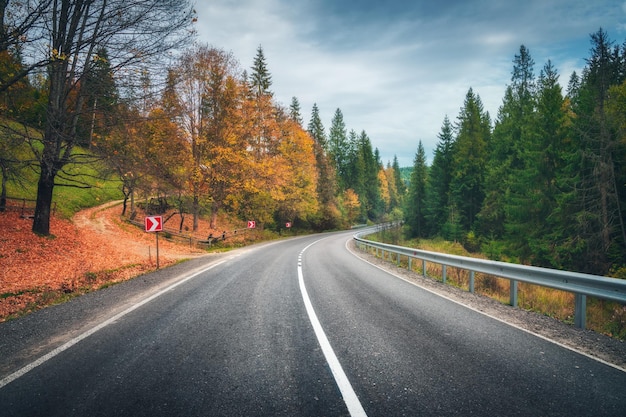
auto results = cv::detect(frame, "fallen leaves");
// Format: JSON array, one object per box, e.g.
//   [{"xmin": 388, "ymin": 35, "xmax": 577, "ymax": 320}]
[{"xmin": 0, "ymin": 202, "xmax": 212, "ymax": 321}]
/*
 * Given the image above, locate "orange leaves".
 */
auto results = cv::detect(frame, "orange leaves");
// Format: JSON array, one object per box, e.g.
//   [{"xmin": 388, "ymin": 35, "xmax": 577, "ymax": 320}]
[{"xmin": 0, "ymin": 205, "xmax": 208, "ymax": 320}]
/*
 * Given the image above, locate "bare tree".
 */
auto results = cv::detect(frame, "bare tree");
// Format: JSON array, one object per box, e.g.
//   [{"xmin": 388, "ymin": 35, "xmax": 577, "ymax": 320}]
[{"xmin": 13, "ymin": 0, "xmax": 196, "ymax": 235}]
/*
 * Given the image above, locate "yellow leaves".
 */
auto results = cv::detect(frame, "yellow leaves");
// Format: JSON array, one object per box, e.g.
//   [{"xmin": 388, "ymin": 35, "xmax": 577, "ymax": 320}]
[
  {"xmin": 50, "ymin": 48, "xmax": 67, "ymax": 61},
  {"xmin": 92, "ymin": 53, "xmax": 108, "ymax": 64},
  {"xmin": 342, "ymin": 189, "xmax": 362, "ymax": 225}
]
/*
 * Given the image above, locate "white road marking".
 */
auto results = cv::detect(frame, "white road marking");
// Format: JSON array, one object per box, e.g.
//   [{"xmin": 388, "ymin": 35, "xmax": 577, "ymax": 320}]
[
  {"xmin": 345, "ymin": 238, "xmax": 626, "ymax": 374},
  {"xmin": 0, "ymin": 259, "xmax": 229, "ymax": 389},
  {"xmin": 299, "ymin": 240, "xmax": 368, "ymax": 417}
]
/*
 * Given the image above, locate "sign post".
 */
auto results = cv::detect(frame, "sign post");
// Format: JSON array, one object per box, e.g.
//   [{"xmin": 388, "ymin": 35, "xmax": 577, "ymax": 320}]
[{"xmin": 145, "ymin": 215, "xmax": 163, "ymax": 269}]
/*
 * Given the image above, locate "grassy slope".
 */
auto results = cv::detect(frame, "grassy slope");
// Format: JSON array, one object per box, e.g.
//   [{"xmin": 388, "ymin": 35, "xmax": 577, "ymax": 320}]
[{"xmin": 6, "ymin": 141, "xmax": 123, "ymax": 218}]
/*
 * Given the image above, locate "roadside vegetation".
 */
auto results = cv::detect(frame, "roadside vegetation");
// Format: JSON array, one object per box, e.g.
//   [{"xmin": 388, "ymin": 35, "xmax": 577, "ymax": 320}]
[{"xmin": 367, "ymin": 227, "xmax": 626, "ymax": 340}]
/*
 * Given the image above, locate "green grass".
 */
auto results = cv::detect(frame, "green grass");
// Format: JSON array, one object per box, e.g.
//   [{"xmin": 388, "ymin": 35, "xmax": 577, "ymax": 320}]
[{"xmin": 5, "ymin": 140, "xmax": 123, "ymax": 218}]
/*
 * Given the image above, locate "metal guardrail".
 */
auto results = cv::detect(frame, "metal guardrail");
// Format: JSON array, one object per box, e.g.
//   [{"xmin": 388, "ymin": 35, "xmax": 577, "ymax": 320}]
[{"xmin": 354, "ymin": 227, "xmax": 626, "ymax": 329}]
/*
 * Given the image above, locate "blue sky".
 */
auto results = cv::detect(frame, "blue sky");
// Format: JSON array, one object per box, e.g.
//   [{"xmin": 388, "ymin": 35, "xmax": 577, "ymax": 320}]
[{"xmin": 195, "ymin": 0, "xmax": 626, "ymax": 167}]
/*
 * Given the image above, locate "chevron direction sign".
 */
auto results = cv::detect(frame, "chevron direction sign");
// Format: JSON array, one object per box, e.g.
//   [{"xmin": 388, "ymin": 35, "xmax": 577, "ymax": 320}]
[{"xmin": 145, "ymin": 215, "xmax": 163, "ymax": 232}]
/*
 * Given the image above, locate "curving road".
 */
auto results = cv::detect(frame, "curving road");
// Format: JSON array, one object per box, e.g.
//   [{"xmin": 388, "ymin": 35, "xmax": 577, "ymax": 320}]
[{"xmin": 1, "ymin": 229, "xmax": 625, "ymax": 416}]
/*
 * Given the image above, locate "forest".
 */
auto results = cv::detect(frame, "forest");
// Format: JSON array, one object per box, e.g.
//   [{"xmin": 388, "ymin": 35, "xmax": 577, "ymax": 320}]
[
  {"xmin": 405, "ymin": 30, "xmax": 626, "ymax": 277},
  {"xmin": 0, "ymin": 1, "xmax": 624, "ymax": 278},
  {"xmin": 0, "ymin": 1, "xmax": 402, "ymax": 236}
]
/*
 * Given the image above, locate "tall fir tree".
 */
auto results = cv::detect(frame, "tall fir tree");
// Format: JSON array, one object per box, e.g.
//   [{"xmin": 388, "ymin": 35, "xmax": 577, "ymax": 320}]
[
  {"xmin": 289, "ymin": 96, "xmax": 303, "ymax": 126},
  {"xmin": 554, "ymin": 28, "xmax": 626, "ymax": 273},
  {"xmin": 344, "ymin": 129, "xmax": 364, "ymax": 195},
  {"xmin": 517, "ymin": 60, "xmax": 568, "ymax": 266},
  {"xmin": 307, "ymin": 103, "xmax": 338, "ymax": 227},
  {"xmin": 329, "ymin": 108, "xmax": 349, "ymax": 191},
  {"xmin": 359, "ymin": 130, "xmax": 383, "ymax": 221},
  {"xmin": 425, "ymin": 116, "xmax": 455, "ymax": 236},
  {"xmin": 450, "ymin": 88, "xmax": 490, "ymax": 234},
  {"xmin": 405, "ymin": 141, "xmax": 428, "ymax": 238},
  {"xmin": 392, "ymin": 155, "xmax": 406, "ymax": 196},
  {"xmin": 307, "ymin": 103, "xmax": 326, "ymax": 149},
  {"xmin": 250, "ymin": 45, "xmax": 272, "ymax": 97},
  {"xmin": 478, "ymin": 45, "xmax": 536, "ymax": 241}
]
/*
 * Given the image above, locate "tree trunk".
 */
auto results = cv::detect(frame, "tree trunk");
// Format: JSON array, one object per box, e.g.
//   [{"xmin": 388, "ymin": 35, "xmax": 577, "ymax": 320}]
[
  {"xmin": 0, "ymin": 166, "xmax": 6, "ymax": 212},
  {"xmin": 210, "ymin": 198, "xmax": 222, "ymax": 230},
  {"xmin": 32, "ymin": 166, "xmax": 55, "ymax": 235},
  {"xmin": 192, "ymin": 194, "xmax": 199, "ymax": 231},
  {"xmin": 210, "ymin": 208, "xmax": 218, "ymax": 230}
]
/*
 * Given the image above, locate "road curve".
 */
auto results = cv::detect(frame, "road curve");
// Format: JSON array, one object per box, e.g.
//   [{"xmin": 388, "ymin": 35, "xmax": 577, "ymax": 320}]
[{"xmin": 1, "ymin": 230, "xmax": 625, "ymax": 416}]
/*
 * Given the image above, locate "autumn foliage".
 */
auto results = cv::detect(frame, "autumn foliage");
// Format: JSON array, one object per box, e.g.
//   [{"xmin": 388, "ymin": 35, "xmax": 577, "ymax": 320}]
[{"xmin": 0, "ymin": 203, "xmax": 254, "ymax": 321}]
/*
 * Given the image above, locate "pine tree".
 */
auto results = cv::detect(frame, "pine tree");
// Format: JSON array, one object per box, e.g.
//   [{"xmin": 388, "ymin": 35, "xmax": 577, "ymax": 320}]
[
  {"xmin": 450, "ymin": 88, "xmax": 490, "ymax": 234},
  {"xmin": 405, "ymin": 141, "xmax": 428, "ymax": 238},
  {"xmin": 554, "ymin": 28, "xmax": 626, "ymax": 273},
  {"xmin": 392, "ymin": 155, "xmax": 406, "ymax": 196},
  {"xmin": 359, "ymin": 130, "xmax": 382, "ymax": 221},
  {"xmin": 307, "ymin": 103, "xmax": 338, "ymax": 227},
  {"xmin": 425, "ymin": 116, "xmax": 455, "ymax": 236},
  {"xmin": 289, "ymin": 96, "xmax": 303, "ymax": 126},
  {"xmin": 521, "ymin": 60, "xmax": 568, "ymax": 265},
  {"xmin": 329, "ymin": 108, "xmax": 349, "ymax": 190},
  {"xmin": 478, "ymin": 45, "xmax": 536, "ymax": 241},
  {"xmin": 344, "ymin": 129, "xmax": 363, "ymax": 195},
  {"xmin": 307, "ymin": 103, "xmax": 326, "ymax": 149},
  {"xmin": 78, "ymin": 48, "xmax": 119, "ymax": 147},
  {"xmin": 250, "ymin": 45, "xmax": 272, "ymax": 97}
]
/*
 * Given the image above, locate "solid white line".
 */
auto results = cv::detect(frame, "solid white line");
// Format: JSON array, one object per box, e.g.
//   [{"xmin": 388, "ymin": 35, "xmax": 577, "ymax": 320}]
[
  {"xmin": 0, "ymin": 259, "xmax": 228, "ymax": 389},
  {"xmin": 298, "ymin": 241, "xmax": 368, "ymax": 417}
]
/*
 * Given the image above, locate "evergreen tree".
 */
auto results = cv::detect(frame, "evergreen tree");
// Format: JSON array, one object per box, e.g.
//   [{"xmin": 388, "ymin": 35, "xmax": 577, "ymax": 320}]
[
  {"xmin": 359, "ymin": 130, "xmax": 382, "ymax": 221},
  {"xmin": 523, "ymin": 61, "xmax": 568, "ymax": 265},
  {"xmin": 405, "ymin": 141, "xmax": 428, "ymax": 238},
  {"xmin": 306, "ymin": 103, "xmax": 338, "ymax": 227},
  {"xmin": 392, "ymin": 155, "xmax": 406, "ymax": 196},
  {"xmin": 79, "ymin": 48, "xmax": 119, "ymax": 147},
  {"xmin": 450, "ymin": 88, "xmax": 490, "ymax": 234},
  {"xmin": 344, "ymin": 129, "xmax": 364, "ymax": 195},
  {"xmin": 425, "ymin": 116, "xmax": 455, "ymax": 236},
  {"xmin": 329, "ymin": 108, "xmax": 349, "ymax": 190},
  {"xmin": 554, "ymin": 28, "xmax": 626, "ymax": 273},
  {"xmin": 250, "ymin": 45, "xmax": 272, "ymax": 97},
  {"xmin": 478, "ymin": 45, "xmax": 536, "ymax": 241},
  {"xmin": 307, "ymin": 103, "xmax": 326, "ymax": 149},
  {"xmin": 289, "ymin": 96, "xmax": 303, "ymax": 126}
]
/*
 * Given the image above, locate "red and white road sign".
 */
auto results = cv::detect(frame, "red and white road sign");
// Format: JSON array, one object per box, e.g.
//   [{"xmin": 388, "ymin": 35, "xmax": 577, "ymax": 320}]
[
  {"xmin": 285, "ymin": 222, "xmax": 292, "ymax": 228},
  {"xmin": 145, "ymin": 215, "xmax": 163, "ymax": 232},
  {"xmin": 247, "ymin": 220, "xmax": 256, "ymax": 229}
]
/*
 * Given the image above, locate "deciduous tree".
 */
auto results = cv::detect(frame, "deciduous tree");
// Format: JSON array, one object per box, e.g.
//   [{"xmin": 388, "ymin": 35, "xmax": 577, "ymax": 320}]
[{"xmin": 26, "ymin": 0, "xmax": 194, "ymax": 235}]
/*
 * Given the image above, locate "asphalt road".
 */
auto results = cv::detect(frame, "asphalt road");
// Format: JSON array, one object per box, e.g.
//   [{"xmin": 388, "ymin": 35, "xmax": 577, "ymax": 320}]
[{"xmin": 1, "ymin": 230, "xmax": 625, "ymax": 416}]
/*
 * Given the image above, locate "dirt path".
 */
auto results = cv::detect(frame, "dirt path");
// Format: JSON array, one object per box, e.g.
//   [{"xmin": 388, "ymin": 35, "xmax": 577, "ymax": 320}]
[
  {"xmin": 73, "ymin": 201, "xmax": 206, "ymax": 261},
  {"xmin": 0, "ymin": 202, "xmax": 206, "ymax": 320}
]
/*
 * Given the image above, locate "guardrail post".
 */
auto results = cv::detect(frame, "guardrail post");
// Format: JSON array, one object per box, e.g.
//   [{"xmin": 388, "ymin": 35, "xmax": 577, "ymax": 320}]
[
  {"xmin": 510, "ymin": 280, "xmax": 518, "ymax": 307},
  {"xmin": 397, "ymin": 253, "xmax": 401, "ymax": 266},
  {"xmin": 469, "ymin": 271, "xmax": 475, "ymax": 293},
  {"xmin": 422, "ymin": 259, "xmax": 426, "ymax": 277},
  {"xmin": 442, "ymin": 265, "xmax": 447, "ymax": 284},
  {"xmin": 574, "ymin": 294, "xmax": 586, "ymax": 329},
  {"xmin": 408, "ymin": 257, "xmax": 413, "ymax": 271}
]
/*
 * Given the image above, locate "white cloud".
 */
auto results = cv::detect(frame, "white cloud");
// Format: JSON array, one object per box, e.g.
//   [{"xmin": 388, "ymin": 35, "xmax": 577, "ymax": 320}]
[{"xmin": 194, "ymin": 0, "xmax": 624, "ymax": 167}]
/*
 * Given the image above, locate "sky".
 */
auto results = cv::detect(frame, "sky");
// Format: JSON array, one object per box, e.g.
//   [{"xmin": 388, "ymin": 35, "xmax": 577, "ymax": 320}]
[{"xmin": 194, "ymin": 0, "xmax": 626, "ymax": 167}]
